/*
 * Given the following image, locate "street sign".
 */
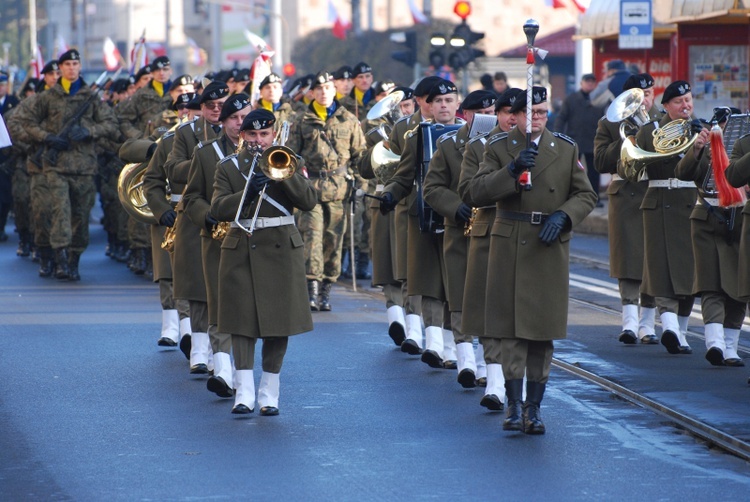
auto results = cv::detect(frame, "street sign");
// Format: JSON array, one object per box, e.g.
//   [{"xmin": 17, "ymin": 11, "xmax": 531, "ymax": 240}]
[{"xmin": 619, "ymin": 0, "xmax": 653, "ymax": 49}]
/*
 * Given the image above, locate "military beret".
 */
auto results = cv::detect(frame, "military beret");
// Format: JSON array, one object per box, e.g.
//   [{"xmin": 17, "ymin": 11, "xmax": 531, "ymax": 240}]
[
  {"xmin": 425, "ymin": 79, "xmax": 458, "ymax": 103},
  {"xmin": 134, "ymin": 65, "xmax": 152, "ymax": 81},
  {"xmin": 581, "ymin": 73, "xmax": 596, "ymax": 81},
  {"xmin": 413, "ymin": 76, "xmax": 442, "ymax": 97},
  {"xmin": 312, "ymin": 71, "xmax": 334, "ymax": 89},
  {"xmin": 373, "ymin": 80, "xmax": 395, "ymax": 95},
  {"xmin": 128, "ymin": 75, "xmax": 136, "ymax": 85},
  {"xmin": 0, "ymin": 74, "xmax": 8, "ymax": 84},
  {"xmin": 661, "ymin": 80, "xmax": 692, "ymax": 104},
  {"xmin": 173, "ymin": 74, "xmax": 193, "ymax": 87},
  {"xmin": 152, "ymin": 56, "xmax": 171, "ymax": 69},
  {"xmin": 391, "ymin": 86, "xmax": 413, "ymax": 101},
  {"xmin": 200, "ymin": 80, "xmax": 230, "ymax": 103},
  {"xmin": 260, "ymin": 73, "xmax": 282, "ymax": 89},
  {"xmin": 111, "ymin": 78, "xmax": 131, "ymax": 94},
  {"xmin": 495, "ymin": 87, "xmax": 524, "ymax": 111},
  {"xmin": 240, "ymin": 109, "xmax": 276, "ymax": 131},
  {"xmin": 219, "ymin": 93, "xmax": 251, "ymax": 122},
  {"xmin": 606, "ymin": 59, "xmax": 625, "ymax": 71},
  {"xmin": 227, "ymin": 68, "xmax": 239, "ymax": 81},
  {"xmin": 41, "ymin": 60, "xmax": 59, "ymax": 74},
  {"xmin": 462, "ymin": 90, "xmax": 497, "ymax": 111},
  {"xmin": 22, "ymin": 78, "xmax": 38, "ymax": 94},
  {"xmin": 173, "ymin": 92, "xmax": 196, "ymax": 110},
  {"xmin": 509, "ymin": 86, "xmax": 548, "ymax": 113},
  {"xmin": 187, "ymin": 94, "xmax": 202, "ymax": 110},
  {"xmin": 623, "ymin": 73, "xmax": 655, "ymax": 91},
  {"xmin": 237, "ymin": 68, "xmax": 251, "ymax": 81},
  {"xmin": 58, "ymin": 49, "xmax": 81, "ymax": 64},
  {"xmin": 333, "ymin": 66, "xmax": 354, "ymax": 80},
  {"xmin": 352, "ymin": 62, "xmax": 372, "ymax": 77}
]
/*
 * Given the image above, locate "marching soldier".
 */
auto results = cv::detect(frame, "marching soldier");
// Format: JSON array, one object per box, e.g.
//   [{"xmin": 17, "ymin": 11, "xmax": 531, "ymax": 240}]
[
  {"xmin": 211, "ymin": 109, "xmax": 316, "ymax": 415},
  {"xmin": 380, "ymin": 79, "xmax": 462, "ymax": 369},
  {"xmin": 340, "ymin": 62, "xmax": 375, "ymax": 122},
  {"xmin": 333, "ymin": 66, "xmax": 354, "ymax": 101},
  {"xmin": 677, "ymin": 107, "xmax": 745, "ymax": 366},
  {"xmin": 286, "ymin": 71, "xmax": 366, "ymax": 312},
  {"xmin": 469, "ymin": 87, "xmax": 596, "ymax": 434},
  {"xmin": 593, "ymin": 73, "xmax": 661, "ymax": 344},
  {"xmin": 289, "ymin": 74, "xmax": 314, "ymax": 115},
  {"xmin": 424, "ymin": 89, "xmax": 497, "ymax": 386},
  {"xmin": 628, "ymin": 81, "xmax": 702, "ymax": 355},
  {"xmin": 457, "ymin": 87, "xmax": 523, "ymax": 409},
  {"xmin": 0, "ymin": 73, "xmax": 19, "ymax": 243},
  {"xmin": 18, "ymin": 49, "xmax": 117, "ymax": 281},
  {"xmin": 183, "ymin": 93, "xmax": 252, "ymax": 397},
  {"xmin": 165, "ymin": 80, "xmax": 229, "ymax": 373},
  {"xmin": 254, "ymin": 73, "xmax": 295, "ymax": 126}
]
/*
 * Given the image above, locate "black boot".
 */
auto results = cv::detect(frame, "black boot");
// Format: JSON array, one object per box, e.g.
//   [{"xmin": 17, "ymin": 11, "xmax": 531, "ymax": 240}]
[
  {"xmin": 132, "ymin": 248, "xmax": 147, "ymax": 275},
  {"xmin": 319, "ymin": 280, "xmax": 333, "ymax": 311},
  {"xmin": 54, "ymin": 248, "xmax": 70, "ymax": 280},
  {"xmin": 38, "ymin": 246, "xmax": 55, "ymax": 278},
  {"xmin": 356, "ymin": 251, "xmax": 371, "ymax": 280},
  {"xmin": 308, "ymin": 280, "xmax": 320, "ymax": 311},
  {"xmin": 341, "ymin": 248, "xmax": 352, "ymax": 279},
  {"xmin": 523, "ymin": 381, "xmax": 546, "ymax": 435},
  {"xmin": 502, "ymin": 379, "xmax": 524, "ymax": 431},
  {"xmin": 105, "ymin": 232, "xmax": 115, "ymax": 257},
  {"xmin": 114, "ymin": 241, "xmax": 129, "ymax": 263},
  {"xmin": 68, "ymin": 252, "xmax": 81, "ymax": 282},
  {"xmin": 16, "ymin": 231, "xmax": 31, "ymax": 257}
]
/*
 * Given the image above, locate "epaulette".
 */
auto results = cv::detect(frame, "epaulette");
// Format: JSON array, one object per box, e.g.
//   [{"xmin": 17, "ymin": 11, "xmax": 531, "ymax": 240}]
[
  {"xmin": 197, "ymin": 137, "xmax": 219, "ymax": 150},
  {"xmin": 161, "ymin": 130, "xmax": 176, "ymax": 140},
  {"xmin": 487, "ymin": 132, "xmax": 509, "ymax": 145},
  {"xmin": 177, "ymin": 118, "xmax": 198, "ymax": 130},
  {"xmin": 468, "ymin": 132, "xmax": 491, "ymax": 146},
  {"xmin": 218, "ymin": 153, "xmax": 238, "ymax": 165},
  {"xmin": 395, "ymin": 115, "xmax": 410, "ymax": 126},
  {"xmin": 365, "ymin": 124, "xmax": 386, "ymax": 139},
  {"xmin": 739, "ymin": 132, "xmax": 750, "ymax": 141},
  {"xmin": 552, "ymin": 132, "xmax": 576, "ymax": 145},
  {"xmin": 438, "ymin": 130, "xmax": 459, "ymax": 144}
]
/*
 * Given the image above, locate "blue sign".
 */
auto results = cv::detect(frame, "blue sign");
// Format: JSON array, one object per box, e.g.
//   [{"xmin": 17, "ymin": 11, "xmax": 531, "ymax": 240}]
[{"xmin": 619, "ymin": 0, "xmax": 653, "ymax": 49}]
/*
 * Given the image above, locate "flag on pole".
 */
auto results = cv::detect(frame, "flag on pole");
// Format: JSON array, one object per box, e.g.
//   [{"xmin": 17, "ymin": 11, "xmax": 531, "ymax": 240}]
[
  {"xmin": 30, "ymin": 45, "xmax": 45, "ymax": 79},
  {"xmin": 54, "ymin": 34, "xmax": 69, "ymax": 58},
  {"xmin": 243, "ymin": 29, "xmax": 270, "ymax": 52},
  {"xmin": 103, "ymin": 37, "xmax": 122, "ymax": 71},
  {"xmin": 186, "ymin": 38, "xmax": 207, "ymax": 67},
  {"xmin": 249, "ymin": 50, "xmax": 275, "ymax": 105},
  {"xmin": 407, "ymin": 0, "xmax": 429, "ymax": 24},
  {"xmin": 327, "ymin": 0, "xmax": 352, "ymax": 40},
  {"xmin": 130, "ymin": 30, "xmax": 148, "ymax": 73}
]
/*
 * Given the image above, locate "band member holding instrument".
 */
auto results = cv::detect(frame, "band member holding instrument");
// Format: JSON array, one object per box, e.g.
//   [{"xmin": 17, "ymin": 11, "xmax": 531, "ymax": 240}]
[
  {"xmin": 628, "ymin": 81, "xmax": 704, "ymax": 355},
  {"xmin": 458, "ymin": 87, "xmax": 523, "ymax": 409},
  {"xmin": 183, "ymin": 93, "xmax": 253, "ymax": 397},
  {"xmin": 677, "ymin": 107, "xmax": 745, "ymax": 367},
  {"xmin": 211, "ymin": 109, "xmax": 316, "ymax": 415},
  {"xmin": 593, "ymin": 74, "xmax": 661, "ymax": 345},
  {"xmin": 469, "ymin": 87, "xmax": 596, "ymax": 434},
  {"xmin": 424, "ymin": 89, "xmax": 496, "ymax": 387}
]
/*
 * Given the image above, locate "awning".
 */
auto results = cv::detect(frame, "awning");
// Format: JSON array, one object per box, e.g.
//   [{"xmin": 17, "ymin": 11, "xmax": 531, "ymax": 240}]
[
  {"xmin": 578, "ymin": 0, "xmax": 676, "ymax": 39},
  {"xmin": 666, "ymin": 0, "xmax": 750, "ymax": 23}
]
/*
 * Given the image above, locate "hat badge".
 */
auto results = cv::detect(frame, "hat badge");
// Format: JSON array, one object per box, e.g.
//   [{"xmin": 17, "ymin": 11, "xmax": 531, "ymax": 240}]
[
  {"xmin": 678, "ymin": 84, "xmax": 687, "ymax": 95},
  {"xmin": 639, "ymin": 78, "xmax": 647, "ymax": 88},
  {"xmin": 253, "ymin": 120, "xmax": 262, "ymax": 129},
  {"xmin": 533, "ymin": 91, "xmax": 541, "ymax": 103},
  {"xmin": 438, "ymin": 84, "xmax": 447, "ymax": 94},
  {"xmin": 482, "ymin": 99, "xmax": 490, "ymax": 108},
  {"xmin": 509, "ymin": 96, "xmax": 516, "ymax": 104},
  {"xmin": 234, "ymin": 100, "xmax": 242, "ymax": 110}
]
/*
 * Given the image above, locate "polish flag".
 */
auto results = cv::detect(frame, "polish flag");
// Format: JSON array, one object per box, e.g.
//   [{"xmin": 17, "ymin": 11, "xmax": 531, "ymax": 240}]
[
  {"xmin": 249, "ymin": 50, "xmax": 275, "ymax": 104},
  {"xmin": 103, "ymin": 37, "xmax": 122, "ymax": 71},
  {"xmin": 328, "ymin": 0, "xmax": 352, "ymax": 40},
  {"xmin": 30, "ymin": 45, "xmax": 44, "ymax": 79},
  {"xmin": 407, "ymin": 0, "xmax": 429, "ymax": 24},
  {"xmin": 130, "ymin": 30, "xmax": 148, "ymax": 74},
  {"xmin": 186, "ymin": 38, "xmax": 207, "ymax": 67},
  {"xmin": 243, "ymin": 29, "xmax": 272, "ymax": 53}
]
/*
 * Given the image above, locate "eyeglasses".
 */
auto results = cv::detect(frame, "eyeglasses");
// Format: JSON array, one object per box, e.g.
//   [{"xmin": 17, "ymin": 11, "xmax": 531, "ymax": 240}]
[
  {"xmin": 203, "ymin": 101, "xmax": 226, "ymax": 110},
  {"xmin": 523, "ymin": 109, "xmax": 549, "ymax": 118}
]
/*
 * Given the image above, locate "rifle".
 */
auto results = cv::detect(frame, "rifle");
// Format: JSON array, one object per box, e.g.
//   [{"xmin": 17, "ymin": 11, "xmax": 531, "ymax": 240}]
[{"xmin": 40, "ymin": 71, "xmax": 111, "ymax": 167}]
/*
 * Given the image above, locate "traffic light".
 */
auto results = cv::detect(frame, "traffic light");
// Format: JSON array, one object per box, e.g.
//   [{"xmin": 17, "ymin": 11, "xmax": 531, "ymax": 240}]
[
  {"xmin": 447, "ymin": 20, "xmax": 485, "ymax": 70},
  {"xmin": 390, "ymin": 31, "xmax": 418, "ymax": 67}
]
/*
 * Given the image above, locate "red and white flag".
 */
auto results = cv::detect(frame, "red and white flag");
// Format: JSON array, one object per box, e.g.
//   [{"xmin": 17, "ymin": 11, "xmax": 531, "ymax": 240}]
[
  {"xmin": 130, "ymin": 30, "xmax": 148, "ymax": 74},
  {"xmin": 30, "ymin": 45, "xmax": 44, "ymax": 79},
  {"xmin": 249, "ymin": 50, "xmax": 275, "ymax": 104},
  {"xmin": 103, "ymin": 37, "xmax": 122, "ymax": 71},
  {"xmin": 243, "ymin": 29, "xmax": 272, "ymax": 53},
  {"xmin": 328, "ymin": 0, "xmax": 352, "ymax": 40},
  {"xmin": 186, "ymin": 38, "xmax": 207, "ymax": 67},
  {"xmin": 407, "ymin": 0, "xmax": 429, "ymax": 24}
]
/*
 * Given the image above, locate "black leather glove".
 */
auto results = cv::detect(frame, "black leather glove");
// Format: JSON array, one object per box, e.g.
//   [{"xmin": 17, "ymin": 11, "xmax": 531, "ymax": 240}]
[
  {"xmin": 538, "ymin": 210, "xmax": 570, "ymax": 245},
  {"xmin": 68, "ymin": 125, "xmax": 91, "ymax": 142},
  {"xmin": 205, "ymin": 213, "xmax": 218, "ymax": 229},
  {"xmin": 507, "ymin": 146, "xmax": 538, "ymax": 179},
  {"xmin": 243, "ymin": 173, "xmax": 271, "ymax": 206},
  {"xmin": 690, "ymin": 119, "xmax": 705, "ymax": 136},
  {"xmin": 379, "ymin": 192, "xmax": 397, "ymax": 215},
  {"xmin": 159, "ymin": 209, "xmax": 177, "ymax": 227},
  {"xmin": 455, "ymin": 203, "xmax": 473, "ymax": 224},
  {"xmin": 44, "ymin": 134, "xmax": 69, "ymax": 151}
]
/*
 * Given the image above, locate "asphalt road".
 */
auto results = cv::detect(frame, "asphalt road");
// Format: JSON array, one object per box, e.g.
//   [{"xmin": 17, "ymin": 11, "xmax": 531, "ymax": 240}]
[{"xmin": 1, "ymin": 226, "xmax": 749, "ymax": 500}]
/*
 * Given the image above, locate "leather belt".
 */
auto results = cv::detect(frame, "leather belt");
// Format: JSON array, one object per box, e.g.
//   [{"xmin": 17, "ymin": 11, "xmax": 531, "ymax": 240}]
[
  {"xmin": 170, "ymin": 194, "xmax": 182, "ymax": 202},
  {"xmin": 700, "ymin": 197, "xmax": 720, "ymax": 207},
  {"xmin": 498, "ymin": 210, "xmax": 549, "ymax": 225},
  {"xmin": 307, "ymin": 166, "xmax": 347, "ymax": 179},
  {"xmin": 231, "ymin": 215, "xmax": 295, "ymax": 230},
  {"xmin": 648, "ymin": 179, "xmax": 694, "ymax": 189}
]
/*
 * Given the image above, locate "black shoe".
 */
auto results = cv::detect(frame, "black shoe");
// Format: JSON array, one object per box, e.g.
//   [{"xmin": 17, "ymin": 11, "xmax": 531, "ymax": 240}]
[
  {"xmin": 457, "ymin": 368, "xmax": 477, "ymax": 388},
  {"xmin": 705, "ymin": 347, "xmax": 725, "ymax": 366},
  {"xmin": 53, "ymin": 248, "xmax": 70, "ymax": 279},
  {"xmin": 724, "ymin": 357, "xmax": 745, "ymax": 367},
  {"xmin": 16, "ymin": 234, "xmax": 31, "ymax": 257},
  {"xmin": 400, "ymin": 339, "xmax": 421, "ymax": 355},
  {"xmin": 260, "ymin": 406, "xmax": 279, "ymax": 416},
  {"xmin": 231, "ymin": 403, "xmax": 254, "ymax": 414},
  {"xmin": 420, "ymin": 349, "xmax": 443, "ymax": 368},
  {"xmin": 38, "ymin": 247, "xmax": 55, "ymax": 278},
  {"xmin": 67, "ymin": 253, "xmax": 81, "ymax": 281},
  {"xmin": 355, "ymin": 253, "xmax": 371, "ymax": 280},
  {"xmin": 442, "ymin": 360, "xmax": 457, "ymax": 370},
  {"xmin": 503, "ymin": 379, "xmax": 524, "ymax": 431},
  {"xmin": 388, "ymin": 322, "xmax": 406, "ymax": 346},
  {"xmin": 157, "ymin": 337, "xmax": 177, "ymax": 347},
  {"xmin": 340, "ymin": 249, "xmax": 352, "ymax": 279},
  {"xmin": 476, "ymin": 377, "xmax": 487, "ymax": 387},
  {"xmin": 619, "ymin": 330, "xmax": 637, "ymax": 344},
  {"xmin": 480, "ymin": 394, "xmax": 504, "ymax": 411},
  {"xmin": 640, "ymin": 334, "xmax": 659, "ymax": 344},
  {"xmin": 523, "ymin": 381, "xmax": 547, "ymax": 435},
  {"xmin": 678, "ymin": 345, "xmax": 693, "ymax": 355},
  {"xmin": 319, "ymin": 281, "xmax": 332, "ymax": 311},
  {"xmin": 179, "ymin": 334, "xmax": 191, "ymax": 360},
  {"xmin": 132, "ymin": 248, "xmax": 147, "ymax": 275},
  {"xmin": 207, "ymin": 376, "xmax": 234, "ymax": 398},
  {"xmin": 308, "ymin": 280, "xmax": 320, "ymax": 311},
  {"xmin": 660, "ymin": 330, "xmax": 680, "ymax": 354},
  {"xmin": 190, "ymin": 363, "xmax": 208, "ymax": 375}
]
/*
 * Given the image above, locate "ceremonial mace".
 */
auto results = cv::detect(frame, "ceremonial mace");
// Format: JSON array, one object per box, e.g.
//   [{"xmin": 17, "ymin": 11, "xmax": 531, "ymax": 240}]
[{"xmin": 521, "ymin": 19, "xmax": 540, "ymax": 191}]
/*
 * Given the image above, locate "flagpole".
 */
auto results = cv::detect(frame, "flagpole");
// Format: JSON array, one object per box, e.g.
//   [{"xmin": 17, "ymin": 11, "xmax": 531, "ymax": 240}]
[
  {"xmin": 29, "ymin": 0, "xmax": 38, "ymax": 67},
  {"xmin": 521, "ymin": 19, "xmax": 539, "ymax": 192}
]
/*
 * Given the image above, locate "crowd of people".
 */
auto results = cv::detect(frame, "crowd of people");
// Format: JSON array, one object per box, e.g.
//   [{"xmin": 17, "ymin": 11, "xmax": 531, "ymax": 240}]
[{"xmin": 0, "ymin": 50, "xmax": 748, "ymax": 430}]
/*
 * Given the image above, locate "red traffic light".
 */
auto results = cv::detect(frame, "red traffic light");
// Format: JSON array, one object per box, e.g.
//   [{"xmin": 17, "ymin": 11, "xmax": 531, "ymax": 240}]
[
  {"xmin": 283, "ymin": 63, "xmax": 296, "ymax": 77},
  {"xmin": 453, "ymin": 1, "xmax": 472, "ymax": 19}
]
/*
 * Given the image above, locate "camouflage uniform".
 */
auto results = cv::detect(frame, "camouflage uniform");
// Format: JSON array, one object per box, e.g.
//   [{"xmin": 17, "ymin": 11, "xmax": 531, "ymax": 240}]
[
  {"xmin": 285, "ymin": 101, "xmax": 366, "ymax": 288},
  {"xmin": 255, "ymin": 99, "xmax": 296, "ymax": 130},
  {"xmin": 3, "ymin": 105, "xmax": 34, "ymax": 255}
]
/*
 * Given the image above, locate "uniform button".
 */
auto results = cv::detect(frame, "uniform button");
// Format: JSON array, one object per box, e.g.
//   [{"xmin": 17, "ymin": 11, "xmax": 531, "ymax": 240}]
[
  {"xmin": 521, "ymin": 240, "xmax": 527, "ymax": 245},
  {"xmin": 630, "ymin": 192, "xmax": 635, "ymax": 196},
  {"xmin": 549, "ymin": 188, "xmax": 555, "ymax": 192},
  {"xmin": 275, "ymin": 243, "xmax": 281, "ymax": 248},
  {"xmin": 251, "ymin": 244, "xmax": 256, "ymax": 249},
  {"xmin": 665, "ymin": 205, "xmax": 670, "ymax": 209}
]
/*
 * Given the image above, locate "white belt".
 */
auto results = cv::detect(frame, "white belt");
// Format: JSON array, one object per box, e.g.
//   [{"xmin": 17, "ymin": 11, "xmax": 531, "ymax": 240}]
[
  {"xmin": 648, "ymin": 179, "xmax": 695, "ymax": 189},
  {"xmin": 700, "ymin": 197, "xmax": 720, "ymax": 207},
  {"xmin": 170, "ymin": 194, "xmax": 182, "ymax": 202},
  {"xmin": 376, "ymin": 184, "xmax": 385, "ymax": 192},
  {"xmin": 231, "ymin": 215, "xmax": 295, "ymax": 230}
]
